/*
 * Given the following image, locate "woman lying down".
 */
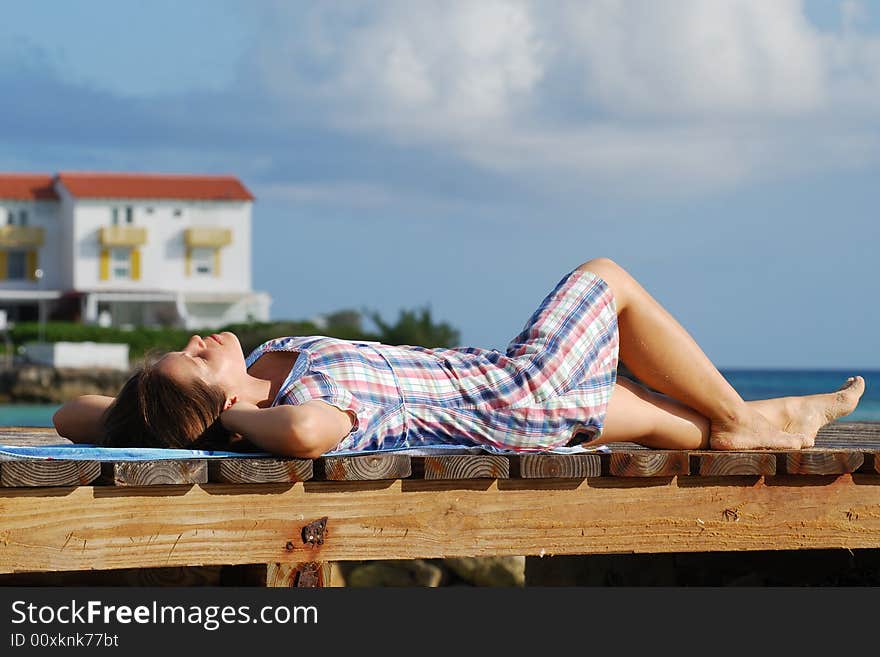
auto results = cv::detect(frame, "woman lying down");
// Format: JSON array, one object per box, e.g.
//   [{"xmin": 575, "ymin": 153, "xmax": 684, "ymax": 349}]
[{"xmin": 53, "ymin": 259, "xmax": 864, "ymax": 458}]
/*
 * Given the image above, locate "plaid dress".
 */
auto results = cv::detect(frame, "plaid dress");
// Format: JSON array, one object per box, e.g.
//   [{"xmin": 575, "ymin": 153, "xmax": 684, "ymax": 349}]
[{"xmin": 244, "ymin": 268, "xmax": 619, "ymax": 454}]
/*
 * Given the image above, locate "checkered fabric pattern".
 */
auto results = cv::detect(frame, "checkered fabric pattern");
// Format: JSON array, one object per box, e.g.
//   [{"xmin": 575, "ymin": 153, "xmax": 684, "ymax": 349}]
[{"xmin": 245, "ymin": 269, "xmax": 619, "ymax": 453}]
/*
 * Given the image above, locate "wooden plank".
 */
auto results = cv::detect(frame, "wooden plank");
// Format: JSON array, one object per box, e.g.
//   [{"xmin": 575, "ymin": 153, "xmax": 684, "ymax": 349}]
[
  {"xmin": 782, "ymin": 451, "xmax": 864, "ymax": 475},
  {"xmin": 694, "ymin": 452, "xmax": 776, "ymax": 476},
  {"xmin": 816, "ymin": 422, "xmax": 880, "ymax": 442},
  {"xmin": 0, "ymin": 459, "xmax": 101, "ymax": 487},
  {"xmin": 100, "ymin": 460, "xmax": 207, "ymax": 486},
  {"xmin": 0, "ymin": 565, "xmax": 225, "ymax": 586},
  {"xmin": 208, "ymin": 458, "xmax": 312, "ymax": 484},
  {"xmin": 417, "ymin": 455, "xmax": 509, "ymax": 480},
  {"xmin": 517, "ymin": 454, "xmax": 601, "ymax": 478},
  {"xmin": 4, "ymin": 474, "xmax": 880, "ymax": 572},
  {"xmin": 0, "ymin": 428, "xmax": 67, "ymax": 446},
  {"xmin": 320, "ymin": 454, "xmax": 411, "ymax": 481},
  {"xmin": 608, "ymin": 451, "xmax": 689, "ymax": 477}
]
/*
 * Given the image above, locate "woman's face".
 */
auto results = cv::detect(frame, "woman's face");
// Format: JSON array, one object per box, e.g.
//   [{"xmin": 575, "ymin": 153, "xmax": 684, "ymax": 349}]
[{"xmin": 157, "ymin": 331, "xmax": 247, "ymax": 395}]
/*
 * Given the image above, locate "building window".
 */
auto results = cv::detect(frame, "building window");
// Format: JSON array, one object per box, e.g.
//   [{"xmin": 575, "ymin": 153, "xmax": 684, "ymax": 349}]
[
  {"xmin": 125, "ymin": 206, "xmax": 134, "ymax": 224},
  {"xmin": 191, "ymin": 247, "xmax": 215, "ymax": 276},
  {"xmin": 18, "ymin": 209, "xmax": 27, "ymax": 226},
  {"xmin": 7, "ymin": 251, "xmax": 26, "ymax": 280},
  {"xmin": 111, "ymin": 247, "xmax": 131, "ymax": 279},
  {"xmin": 6, "ymin": 209, "xmax": 13, "ymax": 225},
  {"xmin": 173, "ymin": 208, "xmax": 183, "ymax": 218},
  {"xmin": 111, "ymin": 207, "xmax": 119, "ymax": 226}
]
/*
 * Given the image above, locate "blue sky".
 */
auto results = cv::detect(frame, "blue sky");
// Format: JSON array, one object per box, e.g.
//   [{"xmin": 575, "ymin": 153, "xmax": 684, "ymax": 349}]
[{"xmin": 1, "ymin": 0, "xmax": 877, "ymax": 369}]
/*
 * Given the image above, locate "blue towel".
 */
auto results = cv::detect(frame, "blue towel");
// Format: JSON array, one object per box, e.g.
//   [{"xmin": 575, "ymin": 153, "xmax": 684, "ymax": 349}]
[{"xmin": 0, "ymin": 442, "xmax": 609, "ymax": 462}]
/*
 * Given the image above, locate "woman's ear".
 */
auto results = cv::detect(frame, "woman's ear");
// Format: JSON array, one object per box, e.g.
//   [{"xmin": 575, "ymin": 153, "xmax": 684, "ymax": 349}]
[{"xmin": 224, "ymin": 395, "xmax": 238, "ymax": 411}]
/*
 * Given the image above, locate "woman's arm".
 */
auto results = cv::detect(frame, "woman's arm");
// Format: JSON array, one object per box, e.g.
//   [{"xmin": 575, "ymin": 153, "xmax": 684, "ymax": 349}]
[
  {"xmin": 220, "ymin": 400, "xmax": 352, "ymax": 458},
  {"xmin": 53, "ymin": 395, "xmax": 115, "ymax": 443}
]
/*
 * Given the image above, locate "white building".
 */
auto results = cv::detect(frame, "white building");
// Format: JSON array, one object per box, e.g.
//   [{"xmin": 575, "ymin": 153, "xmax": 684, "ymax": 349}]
[{"xmin": 0, "ymin": 172, "xmax": 271, "ymax": 329}]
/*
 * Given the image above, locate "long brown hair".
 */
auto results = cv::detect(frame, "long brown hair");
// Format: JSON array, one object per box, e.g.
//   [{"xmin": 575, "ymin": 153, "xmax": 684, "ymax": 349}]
[{"xmin": 101, "ymin": 353, "xmax": 232, "ymax": 450}]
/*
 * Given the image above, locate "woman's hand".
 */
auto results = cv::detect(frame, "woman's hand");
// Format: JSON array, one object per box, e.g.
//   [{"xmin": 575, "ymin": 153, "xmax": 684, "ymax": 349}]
[{"xmin": 219, "ymin": 399, "xmax": 260, "ymax": 430}]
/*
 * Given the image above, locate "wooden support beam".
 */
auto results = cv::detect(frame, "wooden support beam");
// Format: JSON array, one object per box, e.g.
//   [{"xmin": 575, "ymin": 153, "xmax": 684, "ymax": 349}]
[
  {"xmin": 320, "ymin": 454, "xmax": 411, "ymax": 480},
  {"xmin": 208, "ymin": 458, "xmax": 312, "ymax": 484},
  {"xmin": 4, "ymin": 474, "xmax": 880, "ymax": 573},
  {"xmin": 0, "ymin": 459, "xmax": 101, "ymax": 487},
  {"xmin": 608, "ymin": 451, "xmax": 689, "ymax": 477},
  {"xmin": 693, "ymin": 452, "xmax": 776, "ymax": 476},
  {"xmin": 228, "ymin": 562, "xmax": 341, "ymax": 587},
  {"xmin": 100, "ymin": 460, "xmax": 207, "ymax": 486},
  {"xmin": 783, "ymin": 451, "xmax": 864, "ymax": 475},
  {"xmin": 416, "ymin": 455, "xmax": 509, "ymax": 480},
  {"xmin": 0, "ymin": 565, "xmax": 225, "ymax": 586},
  {"xmin": 517, "ymin": 454, "xmax": 601, "ymax": 478}
]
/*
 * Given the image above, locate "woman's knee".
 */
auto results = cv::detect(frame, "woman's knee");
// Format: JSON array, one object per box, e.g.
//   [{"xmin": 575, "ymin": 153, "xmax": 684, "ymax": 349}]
[{"xmin": 576, "ymin": 257, "xmax": 631, "ymax": 309}]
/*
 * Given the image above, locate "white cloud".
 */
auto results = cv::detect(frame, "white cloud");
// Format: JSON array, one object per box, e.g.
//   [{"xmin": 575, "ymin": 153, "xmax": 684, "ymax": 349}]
[
  {"xmin": 564, "ymin": 0, "xmax": 825, "ymax": 116},
  {"xmin": 255, "ymin": 0, "xmax": 880, "ymax": 196}
]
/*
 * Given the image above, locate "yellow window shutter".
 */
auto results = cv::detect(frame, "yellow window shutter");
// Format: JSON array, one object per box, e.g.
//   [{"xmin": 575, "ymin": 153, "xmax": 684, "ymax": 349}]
[
  {"xmin": 185, "ymin": 247, "xmax": 191, "ymax": 276},
  {"xmin": 131, "ymin": 248, "xmax": 141, "ymax": 280},
  {"xmin": 213, "ymin": 248, "xmax": 220, "ymax": 276},
  {"xmin": 26, "ymin": 250, "xmax": 38, "ymax": 280},
  {"xmin": 0, "ymin": 251, "xmax": 7, "ymax": 281},
  {"xmin": 99, "ymin": 249, "xmax": 109, "ymax": 280}
]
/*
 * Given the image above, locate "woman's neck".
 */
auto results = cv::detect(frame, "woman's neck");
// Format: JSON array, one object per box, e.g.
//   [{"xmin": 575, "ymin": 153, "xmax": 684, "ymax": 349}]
[{"xmin": 237, "ymin": 374, "xmax": 275, "ymax": 408}]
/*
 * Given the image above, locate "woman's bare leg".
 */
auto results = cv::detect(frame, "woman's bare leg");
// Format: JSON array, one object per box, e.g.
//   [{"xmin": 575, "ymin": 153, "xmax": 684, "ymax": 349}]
[
  {"xmin": 584, "ymin": 376, "xmax": 866, "ymax": 450},
  {"xmin": 577, "ymin": 258, "xmax": 864, "ymax": 450}
]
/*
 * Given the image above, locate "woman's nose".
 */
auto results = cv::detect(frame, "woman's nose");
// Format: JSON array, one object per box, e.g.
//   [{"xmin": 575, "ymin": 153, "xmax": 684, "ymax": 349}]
[{"xmin": 187, "ymin": 335, "xmax": 206, "ymax": 351}]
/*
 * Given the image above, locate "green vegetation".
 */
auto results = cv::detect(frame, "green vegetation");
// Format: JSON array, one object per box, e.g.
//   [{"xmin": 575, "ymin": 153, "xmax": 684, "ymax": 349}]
[{"xmin": 8, "ymin": 305, "xmax": 462, "ymax": 363}]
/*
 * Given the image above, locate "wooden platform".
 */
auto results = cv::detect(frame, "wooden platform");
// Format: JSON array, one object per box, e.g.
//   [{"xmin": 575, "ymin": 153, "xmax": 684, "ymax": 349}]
[{"xmin": 1, "ymin": 423, "xmax": 879, "ymax": 585}]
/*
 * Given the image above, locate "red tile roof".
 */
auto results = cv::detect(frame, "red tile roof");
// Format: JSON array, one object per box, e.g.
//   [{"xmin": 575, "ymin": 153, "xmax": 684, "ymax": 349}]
[
  {"xmin": 57, "ymin": 172, "xmax": 255, "ymax": 201},
  {"xmin": 0, "ymin": 174, "xmax": 58, "ymax": 200}
]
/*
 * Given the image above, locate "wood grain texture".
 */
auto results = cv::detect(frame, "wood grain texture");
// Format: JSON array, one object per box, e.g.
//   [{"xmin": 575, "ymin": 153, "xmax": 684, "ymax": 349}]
[
  {"xmin": 320, "ymin": 454, "xmax": 411, "ymax": 481},
  {"xmin": 0, "ymin": 427, "xmax": 67, "ymax": 446},
  {"xmin": 609, "ymin": 451, "xmax": 689, "ymax": 477},
  {"xmin": 4, "ymin": 475, "xmax": 880, "ymax": 572},
  {"xmin": 0, "ymin": 459, "xmax": 101, "ymax": 487},
  {"xmin": 695, "ymin": 452, "xmax": 776, "ymax": 476},
  {"xmin": 783, "ymin": 451, "xmax": 864, "ymax": 475},
  {"xmin": 517, "ymin": 454, "xmax": 601, "ymax": 478},
  {"xmin": 418, "ymin": 455, "xmax": 509, "ymax": 480},
  {"xmin": 0, "ymin": 565, "xmax": 225, "ymax": 586},
  {"xmin": 100, "ymin": 460, "xmax": 207, "ymax": 486},
  {"xmin": 208, "ymin": 458, "xmax": 313, "ymax": 484}
]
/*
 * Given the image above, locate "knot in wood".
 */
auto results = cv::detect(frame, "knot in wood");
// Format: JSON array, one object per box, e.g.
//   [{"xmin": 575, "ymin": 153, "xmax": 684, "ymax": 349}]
[{"xmin": 302, "ymin": 516, "xmax": 328, "ymax": 546}]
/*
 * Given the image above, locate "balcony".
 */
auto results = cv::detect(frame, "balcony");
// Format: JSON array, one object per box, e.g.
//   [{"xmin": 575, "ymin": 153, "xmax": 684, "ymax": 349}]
[
  {"xmin": 0, "ymin": 226, "xmax": 44, "ymax": 247},
  {"xmin": 184, "ymin": 227, "xmax": 232, "ymax": 248},
  {"xmin": 100, "ymin": 226, "xmax": 147, "ymax": 247}
]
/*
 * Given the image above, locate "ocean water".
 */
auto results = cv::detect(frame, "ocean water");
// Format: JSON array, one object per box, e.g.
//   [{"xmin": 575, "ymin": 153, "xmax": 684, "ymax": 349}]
[{"xmin": 0, "ymin": 369, "xmax": 878, "ymax": 428}]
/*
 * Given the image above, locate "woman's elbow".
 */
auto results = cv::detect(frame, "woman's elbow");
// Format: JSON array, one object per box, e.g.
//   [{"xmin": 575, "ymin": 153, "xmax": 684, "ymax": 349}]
[
  {"xmin": 287, "ymin": 412, "xmax": 339, "ymax": 459},
  {"xmin": 52, "ymin": 407, "xmax": 70, "ymax": 437}
]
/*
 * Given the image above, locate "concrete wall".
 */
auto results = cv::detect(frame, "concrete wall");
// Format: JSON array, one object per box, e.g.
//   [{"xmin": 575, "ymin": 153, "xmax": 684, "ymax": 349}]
[{"xmin": 23, "ymin": 341, "xmax": 130, "ymax": 370}]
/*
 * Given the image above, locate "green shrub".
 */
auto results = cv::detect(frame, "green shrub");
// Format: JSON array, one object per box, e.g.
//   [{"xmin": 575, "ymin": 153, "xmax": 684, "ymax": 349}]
[{"xmin": 8, "ymin": 305, "xmax": 462, "ymax": 361}]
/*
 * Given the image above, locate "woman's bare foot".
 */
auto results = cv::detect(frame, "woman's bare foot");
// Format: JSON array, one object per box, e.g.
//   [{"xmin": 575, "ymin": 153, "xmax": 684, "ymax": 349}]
[
  {"xmin": 709, "ymin": 408, "xmax": 807, "ymax": 451},
  {"xmin": 779, "ymin": 376, "xmax": 866, "ymax": 446}
]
